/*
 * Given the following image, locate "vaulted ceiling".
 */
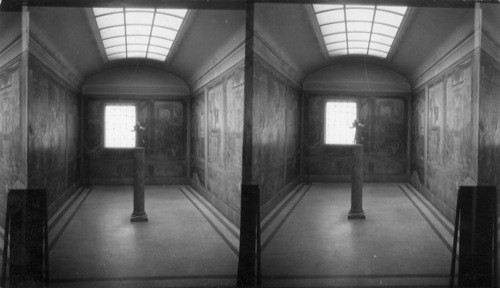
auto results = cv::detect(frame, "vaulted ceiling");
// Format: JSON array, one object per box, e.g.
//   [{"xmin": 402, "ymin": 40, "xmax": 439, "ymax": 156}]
[{"xmin": 25, "ymin": 4, "xmax": 475, "ymax": 88}]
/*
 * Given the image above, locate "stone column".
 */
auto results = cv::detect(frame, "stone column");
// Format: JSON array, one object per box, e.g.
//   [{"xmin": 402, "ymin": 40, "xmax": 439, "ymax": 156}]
[
  {"xmin": 131, "ymin": 147, "xmax": 148, "ymax": 222},
  {"xmin": 348, "ymin": 145, "xmax": 365, "ymax": 219}
]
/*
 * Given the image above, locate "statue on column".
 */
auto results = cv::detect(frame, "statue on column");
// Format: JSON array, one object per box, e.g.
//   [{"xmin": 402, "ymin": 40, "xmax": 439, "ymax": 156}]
[
  {"xmin": 352, "ymin": 118, "xmax": 364, "ymax": 144},
  {"xmin": 133, "ymin": 121, "xmax": 147, "ymax": 147}
]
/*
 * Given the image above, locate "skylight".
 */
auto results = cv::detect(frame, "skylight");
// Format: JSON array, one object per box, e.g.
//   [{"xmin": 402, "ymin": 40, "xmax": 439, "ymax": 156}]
[
  {"xmin": 92, "ymin": 8, "xmax": 187, "ymax": 62},
  {"xmin": 313, "ymin": 4, "xmax": 407, "ymax": 58}
]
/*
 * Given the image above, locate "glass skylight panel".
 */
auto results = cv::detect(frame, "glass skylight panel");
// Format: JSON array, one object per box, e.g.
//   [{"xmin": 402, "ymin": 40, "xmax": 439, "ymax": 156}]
[
  {"xmin": 373, "ymin": 23, "xmax": 398, "ymax": 37},
  {"xmin": 151, "ymin": 27, "xmax": 177, "ymax": 40},
  {"xmin": 157, "ymin": 8, "xmax": 188, "ymax": 18},
  {"xmin": 147, "ymin": 53, "xmax": 167, "ymax": 62},
  {"xmin": 327, "ymin": 42, "xmax": 347, "ymax": 51},
  {"xmin": 369, "ymin": 42, "xmax": 390, "ymax": 52},
  {"xmin": 96, "ymin": 13, "xmax": 123, "ymax": 28},
  {"xmin": 126, "ymin": 25, "xmax": 151, "ymax": 36},
  {"xmin": 321, "ymin": 23, "xmax": 345, "ymax": 35},
  {"xmin": 378, "ymin": 6, "xmax": 407, "ymax": 14},
  {"xmin": 345, "ymin": 7, "xmax": 374, "ymax": 22},
  {"xmin": 313, "ymin": 4, "xmax": 343, "ymax": 13},
  {"xmin": 148, "ymin": 46, "xmax": 169, "ymax": 55},
  {"xmin": 100, "ymin": 26, "xmax": 124, "ymax": 39},
  {"xmin": 93, "ymin": 8, "xmax": 187, "ymax": 61},
  {"xmin": 150, "ymin": 37, "xmax": 173, "ymax": 48},
  {"xmin": 154, "ymin": 14, "xmax": 183, "ymax": 30},
  {"xmin": 126, "ymin": 12, "xmax": 154, "ymax": 25},
  {"xmin": 93, "ymin": 8, "xmax": 123, "ymax": 16},
  {"xmin": 324, "ymin": 33, "xmax": 346, "ymax": 44},
  {"xmin": 329, "ymin": 50, "xmax": 348, "ymax": 56},
  {"xmin": 368, "ymin": 50, "xmax": 388, "ymax": 58},
  {"xmin": 349, "ymin": 48, "xmax": 368, "ymax": 54},
  {"xmin": 127, "ymin": 36, "xmax": 150, "ymax": 45},
  {"xmin": 313, "ymin": 4, "xmax": 407, "ymax": 59},
  {"xmin": 348, "ymin": 32, "xmax": 370, "ymax": 41},
  {"xmin": 317, "ymin": 10, "xmax": 344, "ymax": 25},
  {"xmin": 371, "ymin": 34, "xmax": 394, "ymax": 46},
  {"xmin": 346, "ymin": 22, "xmax": 372, "ymax": 32},
  {"xmin": 103, "ymin": 37, "xmax": 125, "ymax": 48},
  {"xmin": 375, "ymin": 10, "xmax": 404, "ymax": 27}
]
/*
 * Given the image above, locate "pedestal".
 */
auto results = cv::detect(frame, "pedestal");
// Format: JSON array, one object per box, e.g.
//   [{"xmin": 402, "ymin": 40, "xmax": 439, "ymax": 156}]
[
  {"xmin": 348, "ymin": 145, "xmax": 365, "ymax": 220},
  {"xmin": 131, "ymin": 147, "xmax": 148, "ymax": 222}
]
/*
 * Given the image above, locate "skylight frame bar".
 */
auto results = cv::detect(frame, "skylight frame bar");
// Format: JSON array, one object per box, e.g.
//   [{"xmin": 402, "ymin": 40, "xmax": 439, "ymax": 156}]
[
  {"xmin": 343, "ymin": 4, "xmax": 349, "ymax": 55},
  {"xmin": 369, "ymin": 47, "xmax": 391, "ymax": 53},
  {"xmin": 122, "ymin": 8, "xmax": 128, "ymax": 58},
  {"xmin": 367, "ymin": 5, "xmax": 377, "ymax": 56},
  {"xmin": 156, "ymin": 11, "xmax": 185, "ymax": 20},
  {"xmin": 372, "ymin": 20, "xmax": 401, "ymax": 29},
  {"xmin": 325, "ymin": 39, "xmax": 350, "ymax": 45},
  {"xmin": 370, "ymin": 31, "xmax": 397, "ymax": 39},
  {"xmin": 145, "ymin": 8, "xmax": 158, "ymax": 60}
]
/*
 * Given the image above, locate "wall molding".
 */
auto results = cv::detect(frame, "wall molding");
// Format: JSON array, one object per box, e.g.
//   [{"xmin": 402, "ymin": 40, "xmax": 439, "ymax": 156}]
[
  {"xmin": 83, "ymin": 85, "xmax": 189, "ymax": 97},
  {"xmin": 412, "ymin": 32, "xmax": 475, "ymax": 91},
  {"xmin": 191, "ymin": 59, "xmax": 245, "ymax": 96},
  {"xmin": 29, "ymin": 33, "xmax": 83, "ymax": 91},
  {"xmin": 303, "ymin": 81, "xmax": 410, "ymax": 94},
  {"xmin": 0, "ymin": 36, "xmax": 23, "ymax": 70},
  {"xmin": 481, "ymin": 29, "xmax": 500, "ymax": 64},
  {"xmin": 261, "ymin": 179, "xmax": 301, "ymax": 220},
  {"xmin": 253, "ymin": 30, "xmax": 303, "ymax": 88},
  {"xmin": 190, "ymin": 180, "xmax": 240, "ymax": 228},
  {"xmin": 190, "ymin": 28, "xmax": 246, "ymax": 92},
  {"xmin": 308, "ymin": 174, "xmax": 409, "ymax": 183}
]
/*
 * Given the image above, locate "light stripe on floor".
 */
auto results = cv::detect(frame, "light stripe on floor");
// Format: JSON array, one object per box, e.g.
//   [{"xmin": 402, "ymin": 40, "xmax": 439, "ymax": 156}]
[
  {"xmin": 49, "ymin": 187, "xmax": 92, "ymax": 251},
  {"xmin": 261, "ymin": 184, "xmax": 312, "ymax": 252},
  {"xmin": 399, "ymin": 184, "xmax": 454, "ymax": 253},
  {"xmin": 179, "ymin": 187, "xmax": 239, "ymax": 256}
]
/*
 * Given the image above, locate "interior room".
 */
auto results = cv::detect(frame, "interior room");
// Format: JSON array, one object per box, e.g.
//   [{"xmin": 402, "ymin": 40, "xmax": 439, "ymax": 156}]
[{"xmin": 0, "ymin": 1, "xmax": 499, "ymax": 287}]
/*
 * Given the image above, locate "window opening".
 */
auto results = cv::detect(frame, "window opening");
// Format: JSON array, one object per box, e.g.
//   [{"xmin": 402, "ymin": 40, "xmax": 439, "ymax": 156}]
[
  {"xmin": 105, "ymin": 105, "xmax": 136, "ymax": 148},
  {"xmin": 325, "ymin": 101, "xmax": 357, "ymax": 144}
]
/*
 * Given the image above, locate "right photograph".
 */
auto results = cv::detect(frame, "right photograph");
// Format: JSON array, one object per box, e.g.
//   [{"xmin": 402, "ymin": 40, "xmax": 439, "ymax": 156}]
[{"xmin": 249, "ymin": 2, "xmax": 500, "ymax": 287}]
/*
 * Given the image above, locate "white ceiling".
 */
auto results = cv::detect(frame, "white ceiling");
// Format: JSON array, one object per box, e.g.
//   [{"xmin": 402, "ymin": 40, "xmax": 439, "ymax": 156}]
[{"xmin": 27, "ymin": 4, "xmax": 477, "ymax": 88}]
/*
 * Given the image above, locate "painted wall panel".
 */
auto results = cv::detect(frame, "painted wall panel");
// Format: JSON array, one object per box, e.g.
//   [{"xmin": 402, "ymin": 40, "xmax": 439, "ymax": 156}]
[
  {"xmin": 411, "ymin": 56, "xmax": 477, "ymax": 222},
  {"xmin": 285, "ymin": 86, "xmax": 301, "ymax": 184},
  {"xmin": 190, "ymin": 91, "xmax": 205, "ymax": 187},
  {"xmin": 479, "ymin": 52, "xmax": 500, "ymax": 188},
  {"xmin": 411, "ymin": 89, "xmax": 426, "ymax": 185},
  {"xmin": 0, "ymin": 60, "xmax": 24, "ymax": 228},
  {"xmin": 252, "ymin": 55, "xmax": 302, "ymax": 212},
  {"xmin": 191, "ymin": 63, "xmax": 244, "ymax": 224},
  {"xmin": 28, "ymin": 55, "xmax": 81, "ymax": 207}
]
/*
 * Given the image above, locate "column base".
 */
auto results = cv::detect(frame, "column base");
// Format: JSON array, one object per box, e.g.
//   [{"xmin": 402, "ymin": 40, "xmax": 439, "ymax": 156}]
[
  {"xmin": 131, "ymin": 213, "xmax": 148, "ymax": 222},
  {"xmin": 348, "ymin": 210, "xmax": 365, "ymax": 220}
]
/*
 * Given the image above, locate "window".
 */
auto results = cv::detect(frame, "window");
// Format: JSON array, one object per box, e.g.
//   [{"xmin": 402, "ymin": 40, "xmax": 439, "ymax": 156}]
[
  {"xmin": 105, "ymin": 105, "xmax": 136, "ymax": 148},
  {"xmin": 92, "ymin": 8, "xmax": 188, "ymax": 61},
  {"xmin": 313, "ymin": 4, "xmax": 407, "ymax": 58},
  {"xmin": 325, "ymin": 101, "xmax": 357, "ymax": 144}
]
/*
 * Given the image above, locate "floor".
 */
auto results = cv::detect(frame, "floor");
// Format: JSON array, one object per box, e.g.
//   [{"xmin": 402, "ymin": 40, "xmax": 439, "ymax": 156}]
[
  {"xmin": 261, "ymin": 183, "xmax": 454, "ymax": 287},
  {"xmin": 44, "ymin": 183, "xmax": 454, "ymax": 287},
  {"xmin": 48, "ymin": 185, "xmax": 239, "ymax": 288}
]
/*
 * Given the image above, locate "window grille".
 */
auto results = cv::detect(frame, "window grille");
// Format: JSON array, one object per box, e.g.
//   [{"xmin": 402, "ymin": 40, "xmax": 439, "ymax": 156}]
[
  {"xmin": 325, "ymin": 101, "xmax": 357, "ymax": 144},
  {"xmin": 105, "ymin": 105, "xmax": 136, "ymax": 148}
]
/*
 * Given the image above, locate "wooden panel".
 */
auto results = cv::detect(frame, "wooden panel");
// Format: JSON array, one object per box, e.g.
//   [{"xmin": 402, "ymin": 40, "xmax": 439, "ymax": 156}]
[
  {"xmin": 411, "ymin": 89, "xmax": 426, "ymax": 184},
  {"xmin": 190, "ymin": 91, "xmax": 205, "ymax": 187},
  {"xmin": 28, "ymin": 57, "xmax": 68, "ymax": 205},
  {"xmin": 0, "ymin": 61, "xmax": 23, "ymax": 227}
]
